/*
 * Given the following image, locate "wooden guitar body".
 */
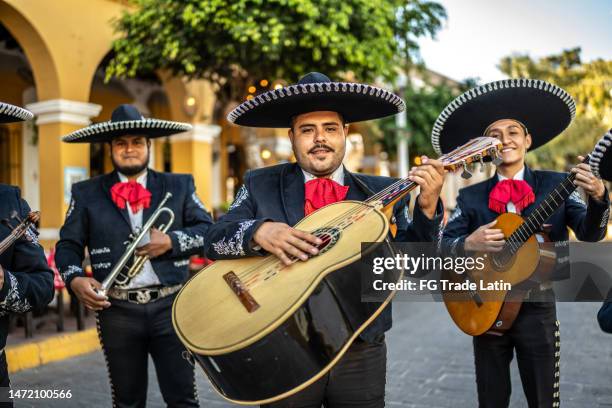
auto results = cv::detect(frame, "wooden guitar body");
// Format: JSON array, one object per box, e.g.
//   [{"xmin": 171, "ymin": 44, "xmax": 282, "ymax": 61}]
[
  {"xmin": 172, "ymin": 201, "xmax": 392, "ymax": 404},
  {"xmin": 443, "ymin": 212, "xmax": 556, "ymax": 336}
]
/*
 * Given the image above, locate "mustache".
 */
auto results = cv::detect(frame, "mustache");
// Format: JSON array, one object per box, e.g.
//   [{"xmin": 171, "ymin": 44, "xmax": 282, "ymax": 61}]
[{"xmin": 308, "ymin": 143, "xmax": 335, "ymax": 154}]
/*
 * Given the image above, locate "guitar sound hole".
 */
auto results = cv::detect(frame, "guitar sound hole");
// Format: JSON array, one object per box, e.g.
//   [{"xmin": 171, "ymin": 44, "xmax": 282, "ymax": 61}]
[{"xmin": 312, "ymin": 227, "xmax": 341, "ymax": 255}]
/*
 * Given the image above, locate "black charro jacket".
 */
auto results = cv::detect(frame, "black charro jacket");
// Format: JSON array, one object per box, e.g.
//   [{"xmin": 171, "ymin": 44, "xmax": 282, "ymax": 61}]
[{"xmin": 55, "ymin": 169, "xmax": 213, "ymax": 291}]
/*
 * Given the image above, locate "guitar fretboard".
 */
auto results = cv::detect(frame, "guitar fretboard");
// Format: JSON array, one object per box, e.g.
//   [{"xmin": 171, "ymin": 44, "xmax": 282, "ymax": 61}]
[{"xmin": 505, "ymin": 173, "xmax": 577, "ymax": 255}]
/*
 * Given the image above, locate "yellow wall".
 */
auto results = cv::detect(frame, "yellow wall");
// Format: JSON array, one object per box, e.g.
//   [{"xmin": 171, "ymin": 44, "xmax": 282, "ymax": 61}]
[
  {"xmin": 0, "ymin": 0, "xmax": 217, "ymax": 236},
  {"xmin": 171, "ymin": 140, "xmax": 213, "ymax": 208}
]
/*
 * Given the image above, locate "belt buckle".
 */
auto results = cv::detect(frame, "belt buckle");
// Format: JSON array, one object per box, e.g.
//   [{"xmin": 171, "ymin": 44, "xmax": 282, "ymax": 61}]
[{"xmin": 135, "ymin": 289, "xmax": 152, "ymax": 304}]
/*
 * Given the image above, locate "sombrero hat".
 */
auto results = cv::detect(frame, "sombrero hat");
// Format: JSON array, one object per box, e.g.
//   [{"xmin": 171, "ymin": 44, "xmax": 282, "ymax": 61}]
[
  {"xmin": 227, "ymin": 72, "xmax": 405, "ymax": 128},
  {"xmin": 0, "ymin": 102, "xmax": 33, "ymax": 123},
  {"xmin": 62, "ymin": 104, "xmax": 192, "ymax": 143},
  {"xmin": 590, "ymin": 129, "xmax": 612, "ymax": 181},
  {"xmin": 431, "ymin": 78, "xmax": 576, "ymax": 154}
]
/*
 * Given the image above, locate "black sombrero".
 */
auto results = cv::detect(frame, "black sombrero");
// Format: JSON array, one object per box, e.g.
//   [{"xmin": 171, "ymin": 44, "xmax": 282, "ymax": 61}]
[
  {"xmin": 431, "ymin": 78, "xmax": 576, "ymax": 154},
  {"xmin": 591, "ymin": 129, "xmax": 612, "ymax": 181},
  {"xmin": 227, "ymin": 72, "xmax": 405, "ymax": 128},
  {"xmin": 0, "ymin": 101, "xmax": 34, "ymax": 123},
  {"xmin": 62, "ymin": 104, "xmax": 192, "ymax": 143}
]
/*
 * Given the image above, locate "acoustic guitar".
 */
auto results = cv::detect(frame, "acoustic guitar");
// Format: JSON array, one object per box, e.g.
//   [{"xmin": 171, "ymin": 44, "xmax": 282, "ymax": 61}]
[
  {"xmin": 443, "ymin": 133, "xmax": 612, "ymax": 337},
  {"xmin": 172, "ymin": 137, "xmax": 502, "ymax": 405}
]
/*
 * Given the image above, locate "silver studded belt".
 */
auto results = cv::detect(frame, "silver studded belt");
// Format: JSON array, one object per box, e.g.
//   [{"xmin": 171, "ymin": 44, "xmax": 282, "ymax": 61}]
[{"xmin": 107, "ymin": 284, "xmax": 182, "ymax": 305}]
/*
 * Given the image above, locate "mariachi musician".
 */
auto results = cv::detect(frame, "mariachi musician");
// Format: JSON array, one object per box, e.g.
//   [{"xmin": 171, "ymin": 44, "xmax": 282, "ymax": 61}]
[
  {"xmin": 0, "ymin": 102, "xmax": 54, "ymax": 400},
  {"xmin": 436, "ymin": 79, "xmax": 610, "ymax": 407},
  {"xmin": 55, "ymin": 104, "xmax": 213, "ymax": 407},
  {"xmin": 205, "ymin": 72, "xmax": 445, "ymax": 407}
]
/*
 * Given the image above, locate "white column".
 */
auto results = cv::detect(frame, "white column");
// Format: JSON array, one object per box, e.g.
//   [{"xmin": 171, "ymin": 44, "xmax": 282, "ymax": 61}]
[
  {"xmin": 25, "ymin": 99, "xmax": 102, "ymax": 241},
  {"xmin": 26, "ymin": 99, "xmax": 102, "ymax": 126},
  {"xmin": 21, "ymin": 87, "xmax": 38, "ymax": 210}
]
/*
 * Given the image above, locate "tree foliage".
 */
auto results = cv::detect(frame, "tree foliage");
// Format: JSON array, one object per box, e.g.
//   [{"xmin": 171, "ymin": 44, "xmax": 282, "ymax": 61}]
[
  {"xmin": 499, "ymin": 48, "xmax": 612, "ymax": 170},
  {"xmin": 107, "ymin": 0, "xmax": 446, "ymax": 110}
]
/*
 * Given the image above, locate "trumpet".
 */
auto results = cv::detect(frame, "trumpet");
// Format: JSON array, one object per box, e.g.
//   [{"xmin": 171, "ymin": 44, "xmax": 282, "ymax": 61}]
[{"xmin": 98, "ymin": 192, "xmax": 175, "ymax": 296}]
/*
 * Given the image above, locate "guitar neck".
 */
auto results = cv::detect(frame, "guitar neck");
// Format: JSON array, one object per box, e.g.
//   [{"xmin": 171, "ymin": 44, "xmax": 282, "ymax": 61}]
[
  {"xmin": 0, "ymin": 231, "xmax": 22, "ymax": 255},
  {"xmin": 507, "ymin": 173, "xmax": 577, "ymax": 252},
  {"xmin": 367, "ymin": 179, "xmax": 419, "ymax": 209},
  {"xmin": 0, "ymin": 220, "xmax": 34, "ymax": 255}
]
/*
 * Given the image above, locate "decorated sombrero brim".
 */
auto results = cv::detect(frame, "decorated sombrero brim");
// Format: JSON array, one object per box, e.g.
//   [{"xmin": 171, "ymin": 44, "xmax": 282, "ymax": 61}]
[
  {"xmin": 590, "ymin": 129, "xmax": 612, "ymax": 181},
  {"xmin": 0, "ymin": 102, "xmax": 34, "ymax": 123},
  {"xmin": 431, "ymin": 78, "xmax": 576, "ymax": 155},
  {"xmin": 62, "ymin": 104, "xmax": 192, "ymax": 143},
  {"xmin": 227, "ymin": 72, "xmax": 405, "ymax": 128}
]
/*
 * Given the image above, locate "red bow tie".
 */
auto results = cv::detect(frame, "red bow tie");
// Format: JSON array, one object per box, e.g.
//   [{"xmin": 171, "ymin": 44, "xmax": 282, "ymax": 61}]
[
  {"xmin": 489, "ymin": 179, "xmax": 535, "ymax": 214},
  {"xmin": 304, "ymin": 178, "xmax": 349, "ymax": 215},
  {"xmin": 110, "ymin": 180, "xmax": 152, "ymax": 212}
]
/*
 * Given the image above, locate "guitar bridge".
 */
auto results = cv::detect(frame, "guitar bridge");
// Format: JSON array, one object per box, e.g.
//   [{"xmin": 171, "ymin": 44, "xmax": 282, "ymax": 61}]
[{"xmin": 223, "ymin": 271, "xmax": 260, "ymax": 313}]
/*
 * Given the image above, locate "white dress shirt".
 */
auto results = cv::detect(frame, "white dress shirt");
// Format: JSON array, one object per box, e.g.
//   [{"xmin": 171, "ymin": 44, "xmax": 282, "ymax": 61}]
[
  {"xmin": 302, "ymin": 165, "xmax": 345, "ymax": 185},
  {"xmin": 496, "ymin": 166, "xmax": 526, "ymax": 214},
  {"xmin": 117, "ymin": 171, "xmax": 161, "ymax": 289}
]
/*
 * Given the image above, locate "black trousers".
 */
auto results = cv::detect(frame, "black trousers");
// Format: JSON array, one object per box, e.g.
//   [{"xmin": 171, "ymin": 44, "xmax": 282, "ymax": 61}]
[
  {"xmin": 96, "ymin": 293, "xmax": 198, "ymax": 408},
  {"xmin": 264, "ymin": 338, "xmax": 387, "ymax": 408},
  {"xmin": 473, "ymin": 291, "xmax": 560, "ymax": 408}
]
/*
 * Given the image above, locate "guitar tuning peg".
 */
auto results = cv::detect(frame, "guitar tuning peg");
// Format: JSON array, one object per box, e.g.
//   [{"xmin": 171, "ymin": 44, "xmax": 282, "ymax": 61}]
[
  {"xmin": 492, "ymin": 153, "xmax": 503, "ymax": 166},
  {"xmin": 479, "ymin": 156, "xmax": 486, "ymax": 173},
  {"xmin": 461, "ymin": 162, "xmax": 472, "ymax": 179}
]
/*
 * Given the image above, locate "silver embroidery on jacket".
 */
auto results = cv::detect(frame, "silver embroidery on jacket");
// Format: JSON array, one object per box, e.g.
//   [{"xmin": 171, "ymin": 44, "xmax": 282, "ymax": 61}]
[
  {"xmin": 228, "ymin": 185, "xmax": 248, "ymax": 211},
  {"xmin": 192, "ymin": 192, "xmax": 206, "ymax": 211},
  {"xmin": 90, "ymin": 247, "xmax": 111, "ymax": 255},
  {"xmin": 174, "ymin": 259, "xmax": 190, "ymax": 268},
  {"xmin": 569, "ymin": 190, "xmax": 586, "ymax": 207},
  {"xmin": 92, "ymin": 262, "xmax": 112, "ymax": 270},
  {"xmin": 448, "ymin": 206, "xmax": 462, "ymax": 224},
  {"xmin": 436, "ymin": 219, "xmax": 445, "ymax": 253},
  {"xmin": 172, "ymin": 231, "xmax": 204, "ymax": 252},
  {"xmin": 601, "ymin": 208, "xmax": 610, "ymax": 228},
  {"xmin": 61, "ymin": 265, "xmax": 83, "ymax": 283},
  {"xmin": 65, "ymin": 198, "xmax": 75, "ymax": 219},
  {"xmin": 0, "ymin": 272, "xmax": 33, "ymax": 315},
  {"xmin": 24, "ymin": 227, "xmax": 40, "ymax": 247},
  {"xmin": 403, "ymin": 206, "xmax": 412, "ymax": 225},
  {"xmin": 212, "ymin": 220, "xmax": 256, "ymax": 256},
  {"xmin": 450, "ymin": 237, "xmax": 462, "ymax": 256}
]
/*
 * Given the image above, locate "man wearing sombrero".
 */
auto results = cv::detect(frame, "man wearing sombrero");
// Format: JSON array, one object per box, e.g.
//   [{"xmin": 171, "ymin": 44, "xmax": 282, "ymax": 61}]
[
  {"xmin": 206, "ymin": 72, "xmax": 445, "ymax": 406},
  {"xmin": 437, "ymin": 79, "xmax": 610, "ymax": 407},
  {"xmin": 0, "ymin": 102, "xmax": 54, "ymax": 404},
  {"xmin": 55, "ymin": 104, "xmax": 213, "ymax": 407}
]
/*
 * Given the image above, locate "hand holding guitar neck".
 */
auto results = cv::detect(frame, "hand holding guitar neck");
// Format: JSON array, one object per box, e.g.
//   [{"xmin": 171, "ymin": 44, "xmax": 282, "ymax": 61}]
[
  {"xmin": 572, "ymin": 155, "xmax": 606, "ymax": 201},
  {"xmin": 409, "ymin": 156, "xmax": 445, "ymax": 219}
]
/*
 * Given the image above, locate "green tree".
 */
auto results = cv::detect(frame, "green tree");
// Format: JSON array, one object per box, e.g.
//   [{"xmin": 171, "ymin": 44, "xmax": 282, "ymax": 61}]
[
  {"xmin": 377, "ymin": 73, "xmax": 473, "ymax": 163},
  {"xmin": 498, "ymin": 48, "xmax": 612, "ymax": 170},
  {"xmin": 107, "ymin": 0, "xmax": 446, "ymax": 115}
]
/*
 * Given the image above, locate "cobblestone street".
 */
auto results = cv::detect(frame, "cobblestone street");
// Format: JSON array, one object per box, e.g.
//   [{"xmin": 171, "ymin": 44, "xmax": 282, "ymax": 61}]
[{"xmin": 11, "ymin": 301, "xmax": 612, "ymax": 407}]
